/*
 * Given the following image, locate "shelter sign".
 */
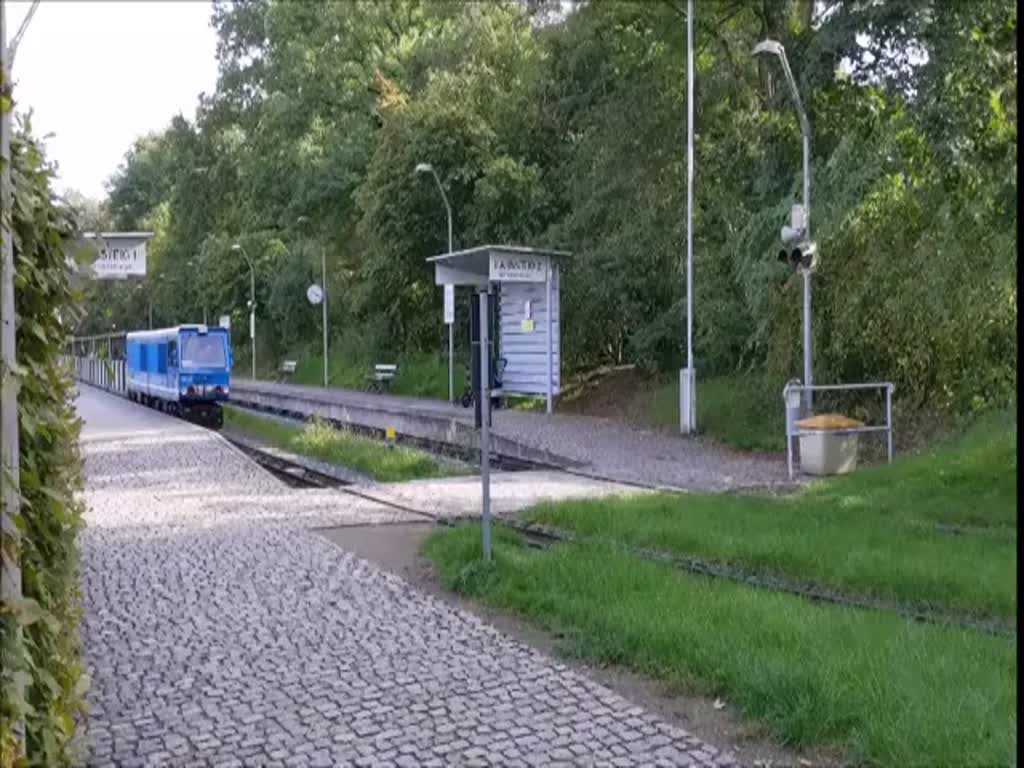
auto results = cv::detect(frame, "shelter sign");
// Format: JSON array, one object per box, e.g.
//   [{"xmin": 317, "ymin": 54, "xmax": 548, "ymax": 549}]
[{"xmin": 489, "ymin": 252, "xmax": 547, "ymax": 283}]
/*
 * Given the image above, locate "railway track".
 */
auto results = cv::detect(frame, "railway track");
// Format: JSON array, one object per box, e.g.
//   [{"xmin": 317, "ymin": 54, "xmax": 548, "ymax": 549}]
[{"xmin": 229, "ymin": 437, "xmax": 1016, "ymax": 640}]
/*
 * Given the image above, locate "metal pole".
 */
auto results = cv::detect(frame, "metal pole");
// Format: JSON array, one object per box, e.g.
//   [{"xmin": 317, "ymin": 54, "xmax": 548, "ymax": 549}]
[
  {"xmin": 479, "ymin": 289, "xmax": 492, "ymax": 561},
  {"xmin": 440, "ymin": 170, "xmax": 454, "ymax": 403},
  {"xmin": 322, "ymin": 244, "xmax": 328, "ymax": 387},
  {"xmin": 546, "ymin": 260, "xmax": 553, "ymax": 414},
  {"xmin": 682, "ymin": 0, "xmax": 696, "ymax": 433},
  {"xmin": 249, "ymin": 264, "xmax": 255, "ymax": 380},
  {"xmin": 886, "ymin": 384, "xmax": 894, "ymax": 464},
  {"xmin": 801, "ymin": 131, "xmax": 813, "ymax": 413}
]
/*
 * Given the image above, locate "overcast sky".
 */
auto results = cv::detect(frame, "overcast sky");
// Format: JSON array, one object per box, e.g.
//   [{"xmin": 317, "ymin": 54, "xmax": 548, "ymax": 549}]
[{"xmin": 7, "ymin": 0, "xmax": 218, "ymax": 200}]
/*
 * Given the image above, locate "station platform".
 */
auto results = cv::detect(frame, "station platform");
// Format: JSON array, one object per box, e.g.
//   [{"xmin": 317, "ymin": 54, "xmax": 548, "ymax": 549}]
[{"xmin": 230, "ymin": 378, "xmax": 789, "ymax": 492}]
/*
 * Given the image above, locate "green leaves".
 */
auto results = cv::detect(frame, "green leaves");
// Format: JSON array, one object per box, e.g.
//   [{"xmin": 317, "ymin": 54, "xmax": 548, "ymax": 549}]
[{"xmin": 2, "ymin": 119, "xmax": 87, "ymax": 766}]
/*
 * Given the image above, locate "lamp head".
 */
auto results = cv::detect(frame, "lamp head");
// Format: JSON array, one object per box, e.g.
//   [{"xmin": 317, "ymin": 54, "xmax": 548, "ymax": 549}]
[
  {"xmin": 231, "ymin": 244, "xmax": 242, "ymax": 252},
  {"xmin": 414, "ymin": 162, "xmax": 433, "ymax": 175},
  {"xmin": 752, "ymin": 39, "xmax": 783, "ymax": 58}
]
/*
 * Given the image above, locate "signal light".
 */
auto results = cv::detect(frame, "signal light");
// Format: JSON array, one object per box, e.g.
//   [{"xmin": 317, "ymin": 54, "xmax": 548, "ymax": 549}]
[
  {"xmin": 186, "ymin": 385, "xmax": 196, "ymax": 395},
  {"xmin": 778, "ymin": 241, "xmax": 817, "ymax": 272}
]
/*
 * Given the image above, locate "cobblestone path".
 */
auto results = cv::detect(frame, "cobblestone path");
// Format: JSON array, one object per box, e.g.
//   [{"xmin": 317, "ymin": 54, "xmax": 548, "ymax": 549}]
[{"xmin": 77, "ymin": 388, "xmax": 735, "ymax": 767}]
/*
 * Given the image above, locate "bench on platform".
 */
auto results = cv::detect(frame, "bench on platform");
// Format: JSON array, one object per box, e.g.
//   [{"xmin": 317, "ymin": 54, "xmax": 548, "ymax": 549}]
[
  {"xmin": 277, "ymin": 360, "xmax": 297, "ymax": 383},
  {"xmin": 368, "ymin": 363, "xmax": 398, "ymax": 393}
]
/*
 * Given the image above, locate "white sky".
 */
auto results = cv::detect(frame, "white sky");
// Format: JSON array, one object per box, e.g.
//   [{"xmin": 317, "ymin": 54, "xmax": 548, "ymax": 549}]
[{"xmin": 6, "ymin": 0, "xmax": 218, "ymax": 200}]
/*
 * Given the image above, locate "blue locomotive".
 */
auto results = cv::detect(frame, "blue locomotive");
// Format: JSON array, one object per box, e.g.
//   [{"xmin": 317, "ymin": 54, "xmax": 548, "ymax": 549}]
[{"xmin": 126, "ymin": 324, "xmax": 232, "ymax": 428}]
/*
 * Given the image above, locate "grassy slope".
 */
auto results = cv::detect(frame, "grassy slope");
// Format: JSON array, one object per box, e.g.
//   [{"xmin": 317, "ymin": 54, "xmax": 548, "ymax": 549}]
[
  {"xmin": 424, "ymin": 527, "xmax": 1016, "ymax": 766},
  {"xmin": 527, "ymin": 413, "xmax": 1017, "ymax": 619},
  {"xmin": 423, "ymin": 413, "xmax": 1018, "ymax": 764},
  {"xmin": 223, "ymin": 405, "xmax": 460, "ymax": 482},
  {"xmin": 642, "ymin": 374, "xmax": 784, "ymax": 451}
]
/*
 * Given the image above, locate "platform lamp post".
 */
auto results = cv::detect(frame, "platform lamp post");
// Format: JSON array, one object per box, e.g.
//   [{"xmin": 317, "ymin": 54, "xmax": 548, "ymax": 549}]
[
  {"xmin": 297, "ymin": 216, "xmax": 328, "ymax": 388},
  {"xmin": 752, "ymin": 38, "xmax": 814, "ymax": 414},
  {"xmin": 415, "ymin": 162, "xmax": 454, "ymax": 403},
  {"xmin": 680, "ymin": 0, "xmax": 697, "ymax": 434},
  {"xmin": 231, "ymin": 243, "xmax": 256, "ymax": 380}
]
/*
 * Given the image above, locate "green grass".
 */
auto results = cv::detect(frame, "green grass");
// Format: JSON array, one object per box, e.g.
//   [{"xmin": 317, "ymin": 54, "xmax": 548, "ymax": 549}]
[
  {"xmin": 641, "ymin": 373, "xmax": 784, "ymax": 451},
  {"xmin": 527, "ymin": 413, "xmax": 1017, "ymax": 620},
  {"xmin": 223, "ymin": 405, "xmax": 462, "ymax": 482},
  {"xmin": 423, "ymin": 527, "xmax": 1016, "ymax": 766}
]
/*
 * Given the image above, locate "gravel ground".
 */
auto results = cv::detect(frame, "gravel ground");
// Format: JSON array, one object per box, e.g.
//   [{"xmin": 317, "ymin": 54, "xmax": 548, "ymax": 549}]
[
  {"xmin": 76, "ymin": 388, "xmax": 735, "ymax": 767},
  {"xmin": 233, "ymin": 378, "xmax": 794, "ymax": 491}
]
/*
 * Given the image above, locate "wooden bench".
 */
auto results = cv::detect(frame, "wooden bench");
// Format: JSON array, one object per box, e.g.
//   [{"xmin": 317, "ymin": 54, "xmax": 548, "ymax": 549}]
[
  {"xmin": 368, "ymin": 363, "xmax": 398, "ymax": 393},
  {"xmin": 277, "ymin": 360, "xmax": 297, "ymax": 383}
]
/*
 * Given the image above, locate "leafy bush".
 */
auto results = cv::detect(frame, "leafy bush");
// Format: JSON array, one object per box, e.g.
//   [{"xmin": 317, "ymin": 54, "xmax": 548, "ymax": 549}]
[{"xmin": 0, "ymin": 118, "xmax": 86, "ymax": 765}]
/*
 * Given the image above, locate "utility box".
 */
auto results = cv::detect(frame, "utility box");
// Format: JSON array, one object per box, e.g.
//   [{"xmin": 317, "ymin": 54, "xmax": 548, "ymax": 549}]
[{"xmin": 795, "ymin": 413, "xmax": 864, "ymax": 475}]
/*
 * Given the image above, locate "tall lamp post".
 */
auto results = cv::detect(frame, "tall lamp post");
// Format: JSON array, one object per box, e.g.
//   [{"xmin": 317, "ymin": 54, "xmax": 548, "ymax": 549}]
[
  {"xmin": 231, "ymin": 243, "xmax": 256, "ymax": 380},
  {"xmin": 681, "ymin": 0, "xmax": 697, "ymax": 434},
  {"xmin": 297, "ymin": 216, "xmax": 328, "ymax": 388},
  {"xmin": 753, "ymin": 39, "xmax": 814, "ymax": 413},
  {"xmin": 415, "ymin": 162, "xmax": 454, "ymax": 403}
]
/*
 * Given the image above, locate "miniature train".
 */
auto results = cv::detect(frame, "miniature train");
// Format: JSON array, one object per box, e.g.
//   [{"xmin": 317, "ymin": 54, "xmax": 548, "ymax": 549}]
[{"xmin": 126, "ymin": 324, "xmax": 232, "ymax": 429}]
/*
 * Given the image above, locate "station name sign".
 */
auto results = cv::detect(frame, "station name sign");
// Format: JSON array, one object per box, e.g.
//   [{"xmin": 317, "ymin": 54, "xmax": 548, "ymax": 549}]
[
  {"xmin": 79, "ymin": 232, "xmax": 152, "ymax": 279},
  {"xmin": 489, "ymin": 252, "xmax": 547, "ymax": 283}
]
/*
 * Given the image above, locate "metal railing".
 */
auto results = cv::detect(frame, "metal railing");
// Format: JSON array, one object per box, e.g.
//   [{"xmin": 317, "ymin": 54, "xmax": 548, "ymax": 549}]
[
  {"xmin": 63, "ymin": 355, "xmax": 127, "ymax": 397},
  {"xmin": 783, "ymin": 381, "xmax": 894, "ymax": 480}
]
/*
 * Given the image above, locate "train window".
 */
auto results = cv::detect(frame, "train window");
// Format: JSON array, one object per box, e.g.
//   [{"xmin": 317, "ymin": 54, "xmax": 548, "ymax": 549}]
[
  {"xmin": 181, "ymin": 335, "xmax": 226, "ymax": 368},
  {"xmin": 168, "ymin": 340, "xmax": 178, "ymax": 368}
]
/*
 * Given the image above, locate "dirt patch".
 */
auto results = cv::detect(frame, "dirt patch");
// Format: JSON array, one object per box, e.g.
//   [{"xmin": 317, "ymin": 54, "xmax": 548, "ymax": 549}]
[
  {"xmin": 319, "ymin": 522, "xmax": 840, "ymax": 767},
  {"xmin": 559, "ymin": 366, "xmax": 655, "ymax": 425}
]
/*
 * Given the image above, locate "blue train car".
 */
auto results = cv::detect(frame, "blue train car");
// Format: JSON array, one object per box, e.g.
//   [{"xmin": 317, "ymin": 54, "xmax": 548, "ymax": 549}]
[{"xmin": 126, "ymin": 324, "xmax": 232, "ymax": 428}]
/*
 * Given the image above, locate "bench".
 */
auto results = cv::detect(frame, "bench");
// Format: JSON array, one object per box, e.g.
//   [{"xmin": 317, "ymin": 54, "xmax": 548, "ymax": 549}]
[
  {"xmin": 368, "ymin": 363, "xmax": 398, "ymax": 393},
  {"xmin": 276, "ymin": 360, "xmax": 297, "ymax": 383}
]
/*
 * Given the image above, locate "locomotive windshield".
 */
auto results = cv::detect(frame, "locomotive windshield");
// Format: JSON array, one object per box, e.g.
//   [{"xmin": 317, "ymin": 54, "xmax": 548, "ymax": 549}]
[{"xmin": 181, "ymin": 334, "xmax": 226, "ymax": 368}]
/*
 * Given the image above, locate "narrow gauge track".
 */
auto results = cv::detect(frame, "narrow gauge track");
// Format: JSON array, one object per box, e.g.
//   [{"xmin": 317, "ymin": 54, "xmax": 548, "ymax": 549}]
[
  {"xmin": 226, "ymin": 401, "xmax": 551, "ymax": 473},
  {"xmin": 231, "ymin": 438, "xmax": 1016, "ymax": 640}
]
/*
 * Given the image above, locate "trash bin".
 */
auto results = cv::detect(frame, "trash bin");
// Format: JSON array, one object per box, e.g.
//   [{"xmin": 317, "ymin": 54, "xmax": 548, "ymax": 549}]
[{"xmin": 794, "ymin": 413, "xmax": 864, "ymax": 475}]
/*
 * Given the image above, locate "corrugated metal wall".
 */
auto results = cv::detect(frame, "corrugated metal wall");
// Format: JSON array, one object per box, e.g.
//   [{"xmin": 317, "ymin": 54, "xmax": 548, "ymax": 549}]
[{"xmin": 498, "ymin": 266, "xmax": 560, "ymax": 396}]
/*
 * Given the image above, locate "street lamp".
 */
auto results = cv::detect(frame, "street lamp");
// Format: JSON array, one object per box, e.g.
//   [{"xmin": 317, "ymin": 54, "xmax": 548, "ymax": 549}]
[
  {"xmin": 415, "ymin": 161, "xmax": 455, "ymax": 403},
  {"xmin": 753, "ymin": 38, "xmax": 814, "ymax": 413},
  {"xmin": 231, "ymin": 243, "xmax": 256, "ymax": 380},
  {"xmin": 297, "ymin": 216, "xmax": 328, "ymax": 388}
]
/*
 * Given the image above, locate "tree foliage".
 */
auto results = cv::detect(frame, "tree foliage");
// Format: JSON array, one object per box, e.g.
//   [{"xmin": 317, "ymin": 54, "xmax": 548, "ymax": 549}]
[{"xmin": 85, "ymin": 0, "xmax": 1015, "ymax": 415}]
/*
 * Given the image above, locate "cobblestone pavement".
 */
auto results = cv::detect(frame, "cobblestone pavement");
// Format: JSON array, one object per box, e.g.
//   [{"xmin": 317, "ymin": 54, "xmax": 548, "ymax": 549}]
[{"xmin": 77, "ymin": 388, "xmax": 735, "ymax": 767}]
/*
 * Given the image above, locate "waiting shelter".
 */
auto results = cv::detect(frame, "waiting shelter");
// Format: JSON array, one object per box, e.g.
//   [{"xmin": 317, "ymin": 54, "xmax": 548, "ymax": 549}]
[{"xmin": 427, "ymin": 244, "xmax": 566, "ymax": 416}]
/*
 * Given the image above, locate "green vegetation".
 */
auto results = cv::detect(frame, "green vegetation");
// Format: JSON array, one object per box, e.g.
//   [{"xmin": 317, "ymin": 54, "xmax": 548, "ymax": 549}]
[
  {"xmin": 639, "ymin": 373, "xmax": 783, "ymax": 451},
  {"xmin": 284, "ymin": 342, "xmax": 466, "ymax": 402},
  {"xmin": 424, "ymin": 413, "xmax": 1017, "ymax": 764},
  {"xmin": 528, "ymin": 413, "xmax": 1017, "ymax": 619},
  {"xmin": 71, "ymin": 0, "xmax": 1014, "ymax": 435},
  {"xmin": 1, "ymin": 121, "xmax": 87, "ymax": 764},
  {"xmin": 223, "ymin": 405, "xmax": 461, "ymax": 482},
  {"xmin": 423, "ymin": 527, "xmax": 1016, "ymax": 766}
]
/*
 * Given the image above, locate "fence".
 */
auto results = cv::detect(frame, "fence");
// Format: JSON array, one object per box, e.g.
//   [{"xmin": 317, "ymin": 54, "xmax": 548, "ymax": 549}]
[
  {"xmin": 783, "ymin": 381, "xmax": 895, "ymax": 480},
  {"xmin": 63, "ymin": 355, "xmax": 127, "ymax": 397}
]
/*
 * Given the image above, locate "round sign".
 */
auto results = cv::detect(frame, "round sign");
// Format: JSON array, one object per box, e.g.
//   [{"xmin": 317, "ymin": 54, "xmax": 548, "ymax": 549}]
[{"xmin": 306, "ymin": 284, "xmax": 323, "ymax": 305}]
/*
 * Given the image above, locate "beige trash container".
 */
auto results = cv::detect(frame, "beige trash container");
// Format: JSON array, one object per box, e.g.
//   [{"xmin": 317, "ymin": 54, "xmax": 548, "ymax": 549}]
[{"xmin": 795, "ymin": 413, "xmax": 864, "ymax": 475}]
